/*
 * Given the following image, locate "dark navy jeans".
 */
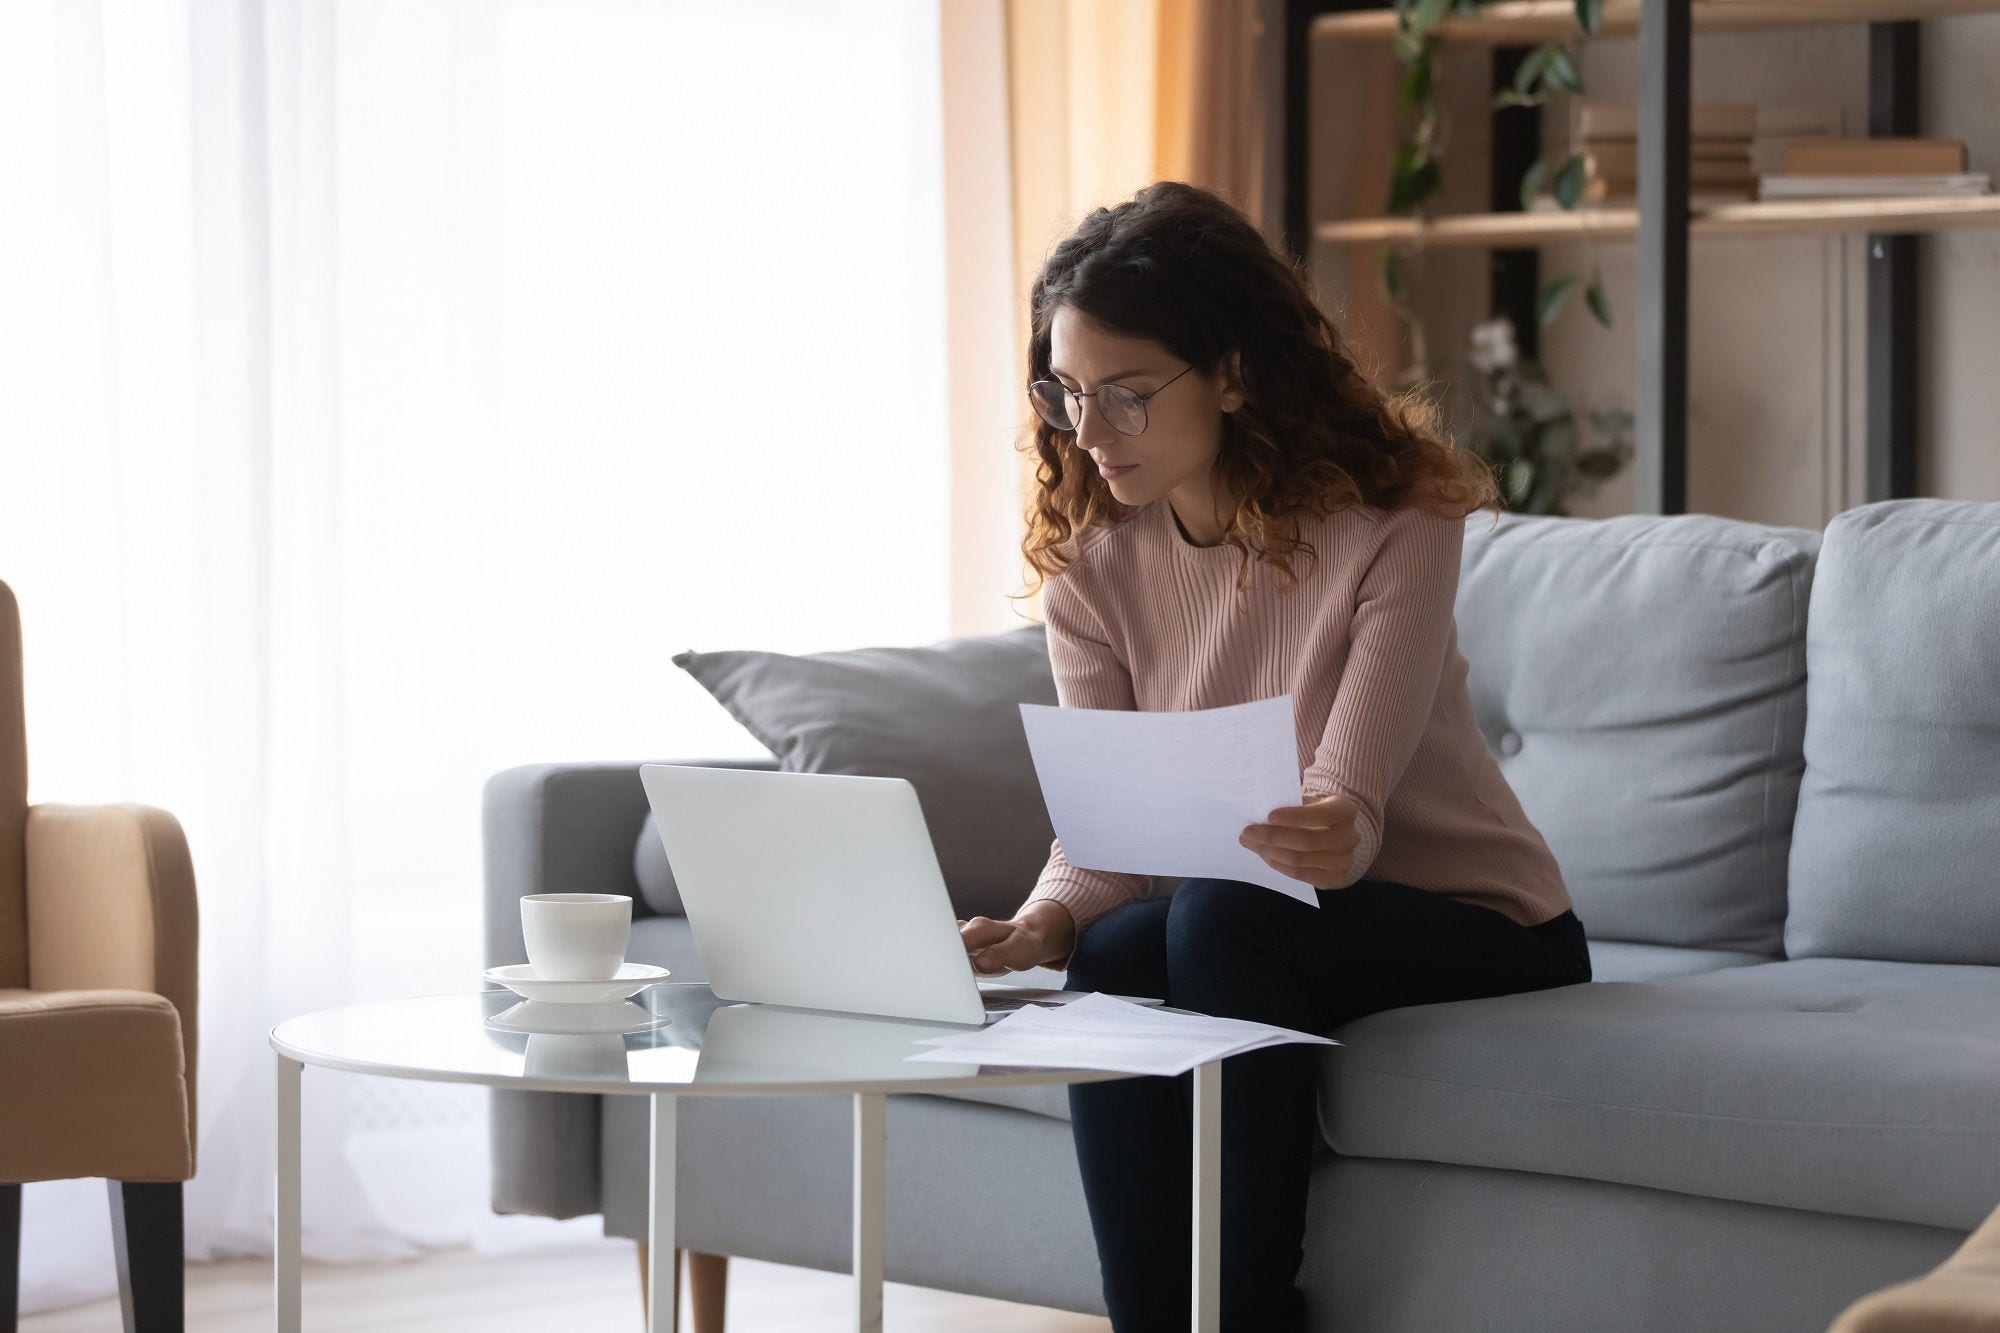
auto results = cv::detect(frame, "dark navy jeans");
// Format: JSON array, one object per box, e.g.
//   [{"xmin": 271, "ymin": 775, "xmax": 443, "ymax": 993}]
[{"xmin": 1061, "ymin": 877, "xmax": 1592, "ymax": 1332}]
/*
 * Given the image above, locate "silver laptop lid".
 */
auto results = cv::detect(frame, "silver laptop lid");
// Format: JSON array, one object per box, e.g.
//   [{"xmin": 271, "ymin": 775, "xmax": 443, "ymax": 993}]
[{"xmin": 638, "ymin": 763, "xmax": 988, "ymax": 1026}]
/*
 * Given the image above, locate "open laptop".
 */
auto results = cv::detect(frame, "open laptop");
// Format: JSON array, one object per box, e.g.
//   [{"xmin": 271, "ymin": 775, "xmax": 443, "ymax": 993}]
[{"xmin": 637, "ymin": 763, "xmax": 1166, "ymax": 1027}]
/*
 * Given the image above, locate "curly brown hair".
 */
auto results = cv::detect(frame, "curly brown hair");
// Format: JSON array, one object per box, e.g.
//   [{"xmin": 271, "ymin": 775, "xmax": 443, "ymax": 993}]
[{"xmin": 1015, "ymin": 180, "xmax": 1500, "ymax": 600}]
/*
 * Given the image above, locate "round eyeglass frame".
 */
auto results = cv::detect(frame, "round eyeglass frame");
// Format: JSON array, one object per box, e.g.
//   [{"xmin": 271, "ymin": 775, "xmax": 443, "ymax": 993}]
[{"xmin": 1027, "ymin": 362, "xmax": 1197, "ymax": 437}]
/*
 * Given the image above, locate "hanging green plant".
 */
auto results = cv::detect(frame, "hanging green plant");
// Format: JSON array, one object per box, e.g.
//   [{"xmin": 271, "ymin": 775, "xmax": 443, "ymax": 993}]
[
  {"xmin": 1461, "ymin": 317, "xmax": 1632, "ymax": 515},
  {"xmin": 1379, "ymin": 0, "xmax": 1614, "ymax": 390}
]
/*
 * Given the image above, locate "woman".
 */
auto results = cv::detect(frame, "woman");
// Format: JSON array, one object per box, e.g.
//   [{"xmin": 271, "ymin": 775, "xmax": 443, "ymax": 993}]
[{"xmin": 956, "ymin": 181, "xmax": 1593, "ymax": 1331}]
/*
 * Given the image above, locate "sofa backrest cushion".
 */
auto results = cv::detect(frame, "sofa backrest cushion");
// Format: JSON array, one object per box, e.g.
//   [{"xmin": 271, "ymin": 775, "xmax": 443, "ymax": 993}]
[
  {"xmin": 1456, "ymin": 510, "xmax": 1819, "ymax": 955},
  {"xmin": 669, "ymin": 625, "xmax": 1060, "ymax": 922},
  {"xmin": 1785, "ymin": 498, "xmax": 2000, "ymax": 964}
]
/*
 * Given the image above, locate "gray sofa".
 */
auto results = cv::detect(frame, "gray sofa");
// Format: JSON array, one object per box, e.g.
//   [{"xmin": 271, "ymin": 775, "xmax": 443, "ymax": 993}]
[{"xmin": 482, "ymin": 496, "xmax": 2000, "ymax": 1332}]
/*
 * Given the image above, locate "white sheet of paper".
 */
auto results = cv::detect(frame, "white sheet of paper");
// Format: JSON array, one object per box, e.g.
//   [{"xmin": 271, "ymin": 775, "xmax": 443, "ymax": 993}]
[
  {"xmin": 1018, "ymin": 692, "xmax": 1315, "ymax": 904},
  {"xmin": 904, "ymin": 993, "xmax": 1340, "ymax": 1078}
]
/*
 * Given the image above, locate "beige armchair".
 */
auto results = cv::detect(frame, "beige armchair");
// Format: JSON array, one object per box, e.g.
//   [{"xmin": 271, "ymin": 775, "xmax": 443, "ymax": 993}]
[
  {"xmin": 1829, "ymin": 1202, "xmax": 2000, "ymax": 1332},
  {"xmin": 0, "ymin": 580, "xmax": 199, "ymax": 1331}
]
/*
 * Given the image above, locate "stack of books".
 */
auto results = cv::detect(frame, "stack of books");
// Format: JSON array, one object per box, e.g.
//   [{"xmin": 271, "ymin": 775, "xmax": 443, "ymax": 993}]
[
  {"xmin": 1758, "ymin": 137, "xmax": 1989, "ymax": 199},
  {"xmin": 1573, "ymin": 100, "xmax": 1758, "ymax": 206}
]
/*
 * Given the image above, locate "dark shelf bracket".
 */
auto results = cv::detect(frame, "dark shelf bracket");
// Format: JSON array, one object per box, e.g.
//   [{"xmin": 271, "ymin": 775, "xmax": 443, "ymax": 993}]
[
  {"xmin": 1492, "ymin": 46, "xmax": 1543, "ymax": 363},
  {"xmin": 1636, "ymin": 0, "xmax": 1692, "ymax": 515},
  {"xmin": 1866, "ymin": 19, "xmax": 1921, "ymax": 503}
]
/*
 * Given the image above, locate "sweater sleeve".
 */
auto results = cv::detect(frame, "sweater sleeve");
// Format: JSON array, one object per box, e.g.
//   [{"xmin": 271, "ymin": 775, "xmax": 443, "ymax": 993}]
[
  {"xmin": 1301, "ymin": 506, "xmax": 1463, "ymax": 888},
  {"xmin": 1020, "ymin": 567, "xmax": 1152, "ymax": 972}
]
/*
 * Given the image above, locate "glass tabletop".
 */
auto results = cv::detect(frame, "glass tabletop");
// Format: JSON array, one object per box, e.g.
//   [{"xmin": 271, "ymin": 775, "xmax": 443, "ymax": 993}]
[{"xmin": 268, "ymin": 982, "xmax": 1148, "ymax": 1095}]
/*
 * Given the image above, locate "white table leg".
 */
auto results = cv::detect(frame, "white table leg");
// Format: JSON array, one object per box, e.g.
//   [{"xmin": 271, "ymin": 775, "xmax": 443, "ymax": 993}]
[
  {"xmin": 649, "ymin": 1093, "xmax": 678, "ymax": 1333},
  {"xmin": 275, "ymin": 1053, "xmax": 302, "ymax": 1332},
  {"xmin": 853, "ymin": 1091, "xmax": 885, "ymax": 1333},
  {"xmin": 1192, "ymin": 1059, "xmax": 1221, "ymax": 1333}
]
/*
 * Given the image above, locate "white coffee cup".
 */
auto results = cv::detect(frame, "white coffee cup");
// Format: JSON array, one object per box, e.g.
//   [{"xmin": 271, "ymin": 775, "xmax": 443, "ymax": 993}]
[{"xmin": 521, "ymin": 893, "xmax": 632, "ymax": 981}]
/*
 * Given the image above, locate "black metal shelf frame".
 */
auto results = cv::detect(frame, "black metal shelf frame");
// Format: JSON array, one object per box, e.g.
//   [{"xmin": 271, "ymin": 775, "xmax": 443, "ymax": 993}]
[{"xmin": 1279, "ymin": 0, "xmax": 1923, "ymax": 512}]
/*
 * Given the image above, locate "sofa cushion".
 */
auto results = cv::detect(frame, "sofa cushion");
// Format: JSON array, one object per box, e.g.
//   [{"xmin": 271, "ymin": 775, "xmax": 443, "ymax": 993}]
[
  {"xmin": 1785, "ymin": 498, "xmax": 2000, "ymax": 965},
  {"xmin": 1318, "ymin": 957, "xmax": 2000, "ymax": 1232},
  {"xmin": 667, "ymin": 626, "xmax": 1059, "ymax": 922},
  {"xmin": 632, "ymin": 757, "xmax": 785, "ymax": 917},
  {"xmin": 1584, "ymin": 940, "xmax": 1770, "ymax": 983},
  {"xmin": 915, "ymin": 947, "xmax": 1772, "ymax": 1126},
  {"xmin": 1454, "ymin": 511, "xmax": 1818, "ymax": 955}
]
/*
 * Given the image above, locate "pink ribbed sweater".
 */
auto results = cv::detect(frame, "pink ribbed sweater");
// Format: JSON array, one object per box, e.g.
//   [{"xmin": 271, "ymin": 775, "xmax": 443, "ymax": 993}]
[{"xmin": 1022, "ymin": 494, "xmax": 1573, "ymax": 972}]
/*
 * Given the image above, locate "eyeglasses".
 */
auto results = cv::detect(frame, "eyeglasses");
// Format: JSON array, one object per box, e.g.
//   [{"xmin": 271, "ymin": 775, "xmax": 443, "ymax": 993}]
[{"xmin": 1027, "ymin": 362, "xmax": 1197, "ymax": 437}]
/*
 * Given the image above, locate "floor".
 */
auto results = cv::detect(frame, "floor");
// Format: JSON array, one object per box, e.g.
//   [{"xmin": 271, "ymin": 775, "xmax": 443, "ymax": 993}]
[{"xmin": 21, "ymin": 1241, "xmax": 1114, "ymax": 1331}]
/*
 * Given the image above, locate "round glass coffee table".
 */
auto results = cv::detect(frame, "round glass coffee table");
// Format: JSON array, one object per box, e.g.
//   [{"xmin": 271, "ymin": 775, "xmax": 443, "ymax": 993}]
[{"xmin": 269, "ymin": 981, "xmax": 1227, "ymax": 1332}]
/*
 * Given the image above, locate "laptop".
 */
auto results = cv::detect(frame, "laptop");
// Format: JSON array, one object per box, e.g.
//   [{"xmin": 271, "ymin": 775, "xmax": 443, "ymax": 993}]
[{"xmin": 637, "ymin": 763, "xmax": 1167, "ymax": 1027}]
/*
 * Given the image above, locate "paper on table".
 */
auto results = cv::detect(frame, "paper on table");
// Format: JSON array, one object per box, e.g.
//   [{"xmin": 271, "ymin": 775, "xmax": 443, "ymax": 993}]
[
  {"xmin": 1017, "ymin": 693, "xmax": 1314, "ymax": 904},
  {"xmin": 904, "ymin": 992, "xmax": 1340, "ymax": 1078}
]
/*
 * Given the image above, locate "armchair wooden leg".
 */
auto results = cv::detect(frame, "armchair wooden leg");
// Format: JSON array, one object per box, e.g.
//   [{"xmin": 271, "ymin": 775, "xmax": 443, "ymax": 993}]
[
  {"xmin": 3, "ymin": 1182, "xmax": 20, "ymax": 1333},
  {"xmin": 106, "ymin": 1181, "xmax": 183, "ymax": 1333},
  {"xmin": 685, "ymin": 1250, "xmax": 727, "ymax": 1333},
  {"xmin": 636, "ymin": 1244, "xmax": 728, "ymax": 1333}
]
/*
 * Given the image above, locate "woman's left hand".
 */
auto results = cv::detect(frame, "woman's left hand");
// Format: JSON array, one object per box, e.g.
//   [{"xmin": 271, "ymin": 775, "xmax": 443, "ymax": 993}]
[{"xmin": 1239, "ymin": 792, "xmax": 1360, "ymax": 889}]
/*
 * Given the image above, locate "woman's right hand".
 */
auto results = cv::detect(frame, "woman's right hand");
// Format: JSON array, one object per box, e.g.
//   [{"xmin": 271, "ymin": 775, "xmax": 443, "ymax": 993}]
[{"xmin": 958, "ymin": 900, "xmax": 1076, "ymax": 975}]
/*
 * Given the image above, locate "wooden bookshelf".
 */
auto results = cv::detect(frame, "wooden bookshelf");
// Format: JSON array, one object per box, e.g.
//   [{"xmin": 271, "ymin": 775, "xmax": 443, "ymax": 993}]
[
  {"xmin": 1315, "ymin": 193, "xmax": 2000, "ymax": 246},
  {"xmin": 1277, "ymin": 0, "xmax": 1999, "ymax": 513},
  {"xmin": 1311, "ymin": 0, "xmax": 2000, "ymax": 44}
]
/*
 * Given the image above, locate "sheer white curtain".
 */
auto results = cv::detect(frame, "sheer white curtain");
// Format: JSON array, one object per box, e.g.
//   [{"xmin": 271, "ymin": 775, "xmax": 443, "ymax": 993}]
[{"xmin": 0, "ymin": 0, "xmax": 949, "ymax": 1314}]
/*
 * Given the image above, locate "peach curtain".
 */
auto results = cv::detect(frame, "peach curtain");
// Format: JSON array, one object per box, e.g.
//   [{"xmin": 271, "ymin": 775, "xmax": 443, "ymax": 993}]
[{"xmin": 1001, "ymin": 0, "xmax": 1271, "ymax": 613}]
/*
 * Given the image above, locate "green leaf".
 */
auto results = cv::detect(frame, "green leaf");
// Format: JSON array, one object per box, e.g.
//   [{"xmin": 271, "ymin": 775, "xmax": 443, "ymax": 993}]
[
  {"xmin": 1552, "ymin": 152, "xmax": 1588, "ymax": 209},
  {"xmin": 1591, "ymin": 406, "xmax": 1635, "ymax": 433},
  {"xmin": 1519, "ymin": 378, "xmax": 1568, "ymax": 423},
  {"xmin": 1575, "ymin": 0, "xmax": 1604, "ymax": 35},
  {"xmin": 1535, "ymin": 416, "xmax": 1578, "ymax": 459},
  {"xmin": 1519, "ymin": 157, "xmax": 1549, "ymax": 211},
  {"xmin": 1388, "ymin": 143, "xmax": 1441, "ymax": 212},
  {"xmin": 1409, "ymin": 0, "xmax": 1453, "ymax": 37},
  {"xmin": 1503, "ymin": 458, "xmax": 1534, "ymax": 502},
  {"xmin": 1525, "ymin": 456, "xmax": 1570, "ymax": 513},
  {"xmin": 1486, "ymin": 415, "xmax": 1526, "ymax": 458},
  {"xmin": 1400, "ymin": 51, "xmax": 1433, "ymax": 108},
  {"xmin": 1382, "ymin": 250, "xmax": 1408, "ymax": 307},
  {"xmin": 1584, "ymin": 270, "xmax": 1613, "ymax": 328},
  {"xmin": 1573, "ymin": 447, "xmax": 1624, "ymax": 479},
  {"xmin": 1544, "ymin": 47, "xmax": 1582, "ymax": 94},
  {"xmin": 1512, "ymin": 45, "xmax": 1552, "ymax": 95},
  {"xmin": 1393, "ymin": 26, "xmax": 1428, "ymax": 63},
  {"xmin": 1490, "ymin": 88, "xmax": 1542, "ymax": 111},
  {"xmin": 1537, "ymin": 275, "xmax": 1577, "ymax": 329}
]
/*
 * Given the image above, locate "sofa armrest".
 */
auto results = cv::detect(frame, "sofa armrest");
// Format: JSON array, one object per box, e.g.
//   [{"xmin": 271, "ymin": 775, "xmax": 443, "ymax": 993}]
[
  {"xmin": 482, "ymin": 763, "xmax": 658, "ymax": 971},
  {"xmin": 481, "ymin": 762, "xmax": 660, "ymax": 1220},
  {"xmin": 24, "ymin": 802, "xmax": 200, "ymax": 1143},
  {"xmin": 1828, "ymin": 1198, "xmax": 2000, "ymax": 1332}
]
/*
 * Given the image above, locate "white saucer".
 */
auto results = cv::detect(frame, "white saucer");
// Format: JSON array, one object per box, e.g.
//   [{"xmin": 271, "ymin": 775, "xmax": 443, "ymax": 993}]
[
  {"xmin": 484, "ymin": 962, "xmax": 671, "ymax": 1004},
  {"xmin": 486, "ymin": 999, "xmax": 675, "ymax": 1036}
]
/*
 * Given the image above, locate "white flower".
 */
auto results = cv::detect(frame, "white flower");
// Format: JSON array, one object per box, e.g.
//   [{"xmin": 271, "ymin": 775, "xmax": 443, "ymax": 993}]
[{"xmin": 1469, "ymin": 318, "xmax": 1517, "ymax": 375}]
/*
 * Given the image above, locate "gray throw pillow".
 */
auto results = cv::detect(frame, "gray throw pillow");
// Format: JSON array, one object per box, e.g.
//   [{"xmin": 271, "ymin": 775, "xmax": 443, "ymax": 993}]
[{"xmin": 658, "ymin": 624, "xmax": 1060, "ymax": 922}]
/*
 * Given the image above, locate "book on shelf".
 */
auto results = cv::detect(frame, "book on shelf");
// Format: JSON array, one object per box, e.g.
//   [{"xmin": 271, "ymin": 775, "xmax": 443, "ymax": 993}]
[
  {"xmin": 1581, "ymin": 142, "xmax": 1753, "ymax": 179},
  {"xmin": 1568, "ymin": 102, "xmax": 1842, "ymax": 175},
  {"xmin": 1581, "ymin": 176, "xmax": 1757, "ymax": 205},
  {"xmin": 1783, "ymin": 137, "xmax": 1969, "ymax": 174},
  {"xmin": 1574, "ymin": 99, "xmax": 1759, "ymax": 141},
  {"xmin": 1584, "ymin": 150, "xmax": 1755, "ymax": 185},
  {"xmin": 1757, "ymin": 172, "xmax": 1992, "ymax": 199},
  {"xmin": 1751, "ymin": 104, "xmax": 1844, "ymax": 173}
]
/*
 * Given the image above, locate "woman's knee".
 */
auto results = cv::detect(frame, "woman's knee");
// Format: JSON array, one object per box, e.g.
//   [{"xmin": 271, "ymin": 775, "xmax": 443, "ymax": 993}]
[
  {"xmin": 1064, "ymin": 895, "xmax": 1171, "ymax": 996},
  {"xmin": 1165, "ymin": 877, "xmax": 1303, "ymax": 961}
]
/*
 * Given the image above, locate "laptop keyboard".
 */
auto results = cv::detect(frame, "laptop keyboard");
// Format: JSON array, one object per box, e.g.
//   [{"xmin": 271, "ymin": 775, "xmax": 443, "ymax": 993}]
[{"xmin": 974, "ymin": 985, "xmax": 1166, "ymax": 1023}]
